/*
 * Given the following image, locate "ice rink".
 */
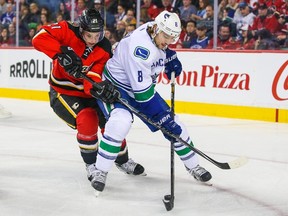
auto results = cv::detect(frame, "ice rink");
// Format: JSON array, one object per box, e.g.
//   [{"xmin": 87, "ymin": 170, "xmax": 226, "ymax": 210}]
[{"xmin": 0, "ymin": 98, "xmax": 287, "ymax": 216}]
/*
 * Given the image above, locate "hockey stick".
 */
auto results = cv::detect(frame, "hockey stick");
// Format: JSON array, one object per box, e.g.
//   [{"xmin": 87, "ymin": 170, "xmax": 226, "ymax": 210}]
[
  {"xmin": 163, "ymin": 72, "xmax": 175, "ymax": 211},
  {"xmin": 80, "ymin": 73, "xmax": 248, "ymax": 170}
]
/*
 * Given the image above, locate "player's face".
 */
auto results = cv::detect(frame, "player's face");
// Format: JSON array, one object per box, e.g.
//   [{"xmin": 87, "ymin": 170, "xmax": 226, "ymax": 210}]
[
  {"xmin": 82, "ymin": 31, "xmax": 102, "ymax": 47},
  {"xmin": 155, "ymin": 31, "xmax": 177, "ymax": 49}
]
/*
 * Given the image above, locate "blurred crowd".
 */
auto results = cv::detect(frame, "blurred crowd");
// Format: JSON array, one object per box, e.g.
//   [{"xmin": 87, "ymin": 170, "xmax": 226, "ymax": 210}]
[{"xmin": 0, "ymin": 0, "xmax": 287, "ymax": 50}]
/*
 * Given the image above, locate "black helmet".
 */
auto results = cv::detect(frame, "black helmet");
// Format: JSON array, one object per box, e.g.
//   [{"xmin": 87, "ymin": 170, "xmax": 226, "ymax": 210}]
[{"xmin": 79, "ymin": 8, "xmax": 104, "ymax": 40}]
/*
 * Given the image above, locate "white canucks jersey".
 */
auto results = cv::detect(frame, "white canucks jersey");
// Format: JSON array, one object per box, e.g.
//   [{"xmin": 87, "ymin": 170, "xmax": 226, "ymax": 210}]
[{"xmin": 104, "ymin": 22, "xmax": 166, "ymax": 103}]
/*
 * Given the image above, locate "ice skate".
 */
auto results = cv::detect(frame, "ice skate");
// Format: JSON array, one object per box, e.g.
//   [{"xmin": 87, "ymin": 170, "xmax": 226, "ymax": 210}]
[
  {"xmin": 86, "ymin": 163, "xmax": 97, "ymax": 181},
  {"xmin": 115, "ymin": 158, "xmax": 146, "ymax": 176},
  {"xmin": 90, "ymin": 168, "xmax": 108, "ymax": 192},
  {"xmin": 86, "ymin": 164, "xmax": 107, "ymax": 195},
  {"xmin": 188, "ymin": 165, "xmax": 212, "ymax": 183}
]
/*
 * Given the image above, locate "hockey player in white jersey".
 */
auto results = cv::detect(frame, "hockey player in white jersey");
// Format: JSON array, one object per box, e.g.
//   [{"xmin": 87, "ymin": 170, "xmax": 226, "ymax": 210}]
[{"xmin": 69, "ymin": 10, "xmax": 212, "ymax": 193}]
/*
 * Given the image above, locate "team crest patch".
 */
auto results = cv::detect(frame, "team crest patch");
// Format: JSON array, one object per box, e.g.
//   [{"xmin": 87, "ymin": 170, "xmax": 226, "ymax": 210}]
[{"xmin": 134, "ymin": 46, "xmax": 150, "ymax": 60}]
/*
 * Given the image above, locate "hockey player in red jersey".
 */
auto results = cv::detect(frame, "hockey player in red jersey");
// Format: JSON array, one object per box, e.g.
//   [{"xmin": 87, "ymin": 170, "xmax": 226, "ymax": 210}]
[{"xmin": 32, "ymin": 8, "xmax": 145, "ymax": 188}]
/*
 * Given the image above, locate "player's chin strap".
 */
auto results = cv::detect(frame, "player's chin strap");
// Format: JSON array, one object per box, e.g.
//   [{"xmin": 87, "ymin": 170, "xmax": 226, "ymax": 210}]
[{"xmin": 80, "ymin": 73, "xmax": 248, "ymax": 170}]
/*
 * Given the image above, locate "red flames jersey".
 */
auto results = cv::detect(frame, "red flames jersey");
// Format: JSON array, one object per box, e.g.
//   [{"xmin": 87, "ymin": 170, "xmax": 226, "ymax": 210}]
[{"xmin": 32, "ymin": 20, "xmax": 112, "ymax": 98}]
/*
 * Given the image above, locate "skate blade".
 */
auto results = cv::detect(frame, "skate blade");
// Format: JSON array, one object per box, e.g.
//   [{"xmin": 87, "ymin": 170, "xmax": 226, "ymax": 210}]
[
  {"xmin": 193, "ymin": 178, "xmax": 213, "ymax": 186},
  {"xmin": 202, "ymin": 180, "xmax": 213, "ymax": 186},
  {"xmin": 123, "ymin": 171, "xmax": 147, "ymax": 176},
  {"xmin": 139, "ymin": 172, "xmax": 147, "ymax": 176},
  {"xmin": 116, "ymin": 165, "xmax": 147, "ymax": 176}
]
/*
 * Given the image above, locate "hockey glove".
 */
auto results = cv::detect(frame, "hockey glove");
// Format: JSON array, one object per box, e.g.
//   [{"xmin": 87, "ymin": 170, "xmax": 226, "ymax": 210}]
[
  {"xmin": 153, "ymin": 110, "xmax": 182, "ymax": 141},
  {"xmin": 58, "ymin": 46, "xmax": 83, "ymax": 78},
  {"xmin": 90, "ymin": 80, "xmax": 120, "ymax": 103},
  {"xmin": 164, "ymin": 48, "xmax": 182, "ymax": 80}
]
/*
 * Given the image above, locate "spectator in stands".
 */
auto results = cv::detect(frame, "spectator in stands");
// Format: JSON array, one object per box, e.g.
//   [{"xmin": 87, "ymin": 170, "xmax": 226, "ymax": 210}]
[
  {"xmin": 278, "ymin": 0, "xmax": 288, "ymax": 16},
  {"xmin": 94, "ymin": 0, "xmax": 103, "ymax": 14},
  {"xmin": 276, "ymin": 14, "xmax": 288, "ymax": 47},
  {"xmin": 0, "ymin": 27, "xmax": 10, "ymax": 47},
  {"xmin": 141, "ymin": 0, "xmax": 161, "ymax": 21},
  {"xmin": 19, "ymin": 0, "xmax": 28, "ymax": 8},
  {"xmin": 55, "ymin": 12, "xmax": 64, "ymax": 23},
  {"xmin": 118, "ymin": 0, "xmax": 134, "ymax": 11},
  {"xmin": 8, "ymin": 0, "xmax": 16, "ymax": 9},
  {"xmin": 35, "ymin": 0, "xmax": 60, "ymax": 13},
  {"xmin": 103, "ymin": 0, "xmax": 118, "ymax": 16},
  {"xmin": 40, "ymin": 5, "xmax": 54, "ymax": 23},
  {"xmin": 220, "ymin": 7, "xmax": 233, "ymax": 24},
  {"xmin": 84, "ymin": 0, "xmax": 94, "ymax": 9},
  {"xmin": 115, "ymin": 20, "xmax": 126, "ymax": 41},
  {"xmin": 218, "ymin": 0, "xmax": 228, "ymax": 20},
  {"xmin": 225, "ymin": 0, "xmax": 238, "ymax": 19},
  {"xmin": 182, "ymin": 19, "xmax": 197, "ymax": 48},
  {"xmin": 104, "ymin": 27, "xmax": 113, "ymax": 39},
  {"xmin": 233, "ymin": 2, "xmax": 256, "ymax": 32},
  {"xmin": 147, "ymin": 0, "xmax": 163, "ymax": 19},
  {"xmin": 104, "ymin": 27, "xmax": 117, "ymax": 46},
  {"xmin": 275, "ymin": 12, "xmax": 288, "ymax": 33},
  {"xmin": 8, "ymin": 22, "xmax": 15, "ymax": 45},
  {"xmin": 53, "ymin": 0, "xmax": 64, "ymax": 12},
  {"xmin": 191, "ymin": 0, "xmax": 209, "ymax": 21},
  {"xmin": 123, "ymin": 8, "xmax": 136, "ymax": 26},
  {"xmin": 114, "ymin": 4, "xmax": 126, "ymax": 25},
  {"xmin": 28, "ymin": 3, "xmax": 41, "ymax": 25},
  {"xmin": 251, "ymin": 3, "xmax": 281, "ymax": 36},
  {"xmin": 237, "ymin": 24, "xmax": 256, "ymax": 49},
  {"xmin": 207, "ymin": 23, "xmax": 240, "ymax": 49},
  {"xmin": 255, "ymin": 28, "xmax": 280, "ymax": 49},
  {"xmin": 75, "ymin": 0, "xmax": 87, "ymax": 20},
  {"xmin": 57, "ymin": 1, "xmax": 71, "ymax": 21},
  {"xmin": 0, "ymin": 0, "xmax": 7, "ymax": 18},
  {"xmin": 19, "ymin": 3, "xmax": 30, "ymax": 42},
  {"xmin": 160, "ymin": 0, "xmax": 173, "ymax": 12},
  {"xmin": 173, "ymin": 0, "xmax": 184, "ymax": 9},
  {"xmin": 190, "ymin": 23, "xmax": 209, "ymax": 49},
  {"xmin": 37, "ymin": 13, "xmax": 52, "ymax": 32},
  {"xmin": 1, "ymin": 3, "xmax": 15, "ymax": 28},
  {"xmin": 124, "ymin": 23, "xmax": 136, "ymax": 36},
  {"xmin": 197, "ymin": 4, "xmax": 214, "ymax": 39},
  {"xmin": 95, "ymin": 0, "xmax": 115, "ymax": 29},
  {"xmin": 22, "ymin": 26, "xmax": 36, "ymax": 46},
  {"xmin": 178, "ymin": 0, "xmax": 197, "ymax": 22},
  {"xmin": 254, "ymin": 0, "xmax": 279, "ymax": 10}
]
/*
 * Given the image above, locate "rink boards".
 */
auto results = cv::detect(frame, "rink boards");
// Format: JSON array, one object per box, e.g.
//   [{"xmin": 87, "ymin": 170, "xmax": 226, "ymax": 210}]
[{"xmin": 0, "ymin": 48, "xmax": 287, "ymax": 123}]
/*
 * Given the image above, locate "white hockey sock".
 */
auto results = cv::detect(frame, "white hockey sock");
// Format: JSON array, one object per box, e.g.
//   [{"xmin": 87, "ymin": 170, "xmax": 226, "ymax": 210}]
[
  {"xmin": 174, "ymin": 118, "xmax": 199, "ymax": 169},
  {"xmin": 174, "ymin": 141, "xmax": 199, "ymax": 169},
  {"xmin": 96, "ymin": 136, "xmax": 121, "ymax": 172}
]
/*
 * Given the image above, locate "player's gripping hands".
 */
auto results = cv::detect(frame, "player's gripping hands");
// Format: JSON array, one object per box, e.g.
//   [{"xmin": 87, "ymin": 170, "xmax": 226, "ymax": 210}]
[
  {"xmin": 153, "ymin": 110, "xmax": 182, "ymax": 141},
  {"xmin": 58, "ymin": 46, "xmax": 83, "ymax": 78},
  {"xmin": 164, "ymin": 48, "xmax": 182, "ymax": 80},
  {"xmin": 90, "ymin": 80, "xmax": 120, "ymax": 103}
]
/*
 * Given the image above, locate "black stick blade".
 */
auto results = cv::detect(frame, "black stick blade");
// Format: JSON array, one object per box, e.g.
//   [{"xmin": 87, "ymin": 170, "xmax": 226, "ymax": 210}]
[{"xmin": 162, "ymin": 195, "xmax": 174, "ymax": 211}]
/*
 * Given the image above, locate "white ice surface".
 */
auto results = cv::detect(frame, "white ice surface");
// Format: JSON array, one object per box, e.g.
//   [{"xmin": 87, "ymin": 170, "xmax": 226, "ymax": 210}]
[{"xmin": 0, "ymin": 98, "xmax": 288, "ymax": 216}]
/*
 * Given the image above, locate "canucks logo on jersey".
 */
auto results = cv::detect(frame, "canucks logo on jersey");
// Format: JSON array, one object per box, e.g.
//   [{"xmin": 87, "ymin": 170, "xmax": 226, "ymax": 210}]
[{"xmin": 134, "ymin": 46, "xmax": 150, "ymax": 60}]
